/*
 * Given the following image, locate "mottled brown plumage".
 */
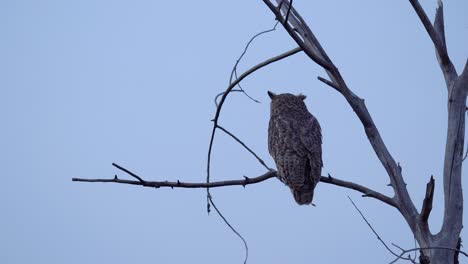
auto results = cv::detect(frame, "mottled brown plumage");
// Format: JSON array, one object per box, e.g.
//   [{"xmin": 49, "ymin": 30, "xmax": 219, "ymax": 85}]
[{"xmin": 267, "ymin": 91, "xmax": 322, "ymax": 205}]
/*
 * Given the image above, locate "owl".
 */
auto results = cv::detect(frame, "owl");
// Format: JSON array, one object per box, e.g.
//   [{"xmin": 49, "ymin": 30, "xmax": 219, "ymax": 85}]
[{"xmin": 267, "ymin": 91, "xmax": 322, "ymax": 205}]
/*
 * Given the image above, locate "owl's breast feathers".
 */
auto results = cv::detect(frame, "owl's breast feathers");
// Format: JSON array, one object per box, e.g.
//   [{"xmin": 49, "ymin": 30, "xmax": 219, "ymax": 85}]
[{"xmin": 268, "ymin": 113, "xmax": 322, "ymax": 205}]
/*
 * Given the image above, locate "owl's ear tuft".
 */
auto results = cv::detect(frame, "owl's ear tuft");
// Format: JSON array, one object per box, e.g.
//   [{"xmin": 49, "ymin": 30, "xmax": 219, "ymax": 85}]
[
  {"xmin": 267, "ymin": 91, "xmax": 277, "ymax": 99},
  {"xmin": 298, "ymin": 94, "xmax": 307, "ymax": 100}
]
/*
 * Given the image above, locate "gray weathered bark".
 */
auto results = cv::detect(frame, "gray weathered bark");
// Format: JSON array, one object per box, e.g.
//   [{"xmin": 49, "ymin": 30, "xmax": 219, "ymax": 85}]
[{"xmin": 263, "ymin": 0, "xmax": 468, "ymax": 263}]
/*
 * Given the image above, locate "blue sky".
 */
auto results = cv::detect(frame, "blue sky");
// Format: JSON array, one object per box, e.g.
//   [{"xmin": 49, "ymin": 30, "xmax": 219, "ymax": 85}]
[{"xmin": 2, "ymin": 1, "xmax": 468, "ymax": 263}]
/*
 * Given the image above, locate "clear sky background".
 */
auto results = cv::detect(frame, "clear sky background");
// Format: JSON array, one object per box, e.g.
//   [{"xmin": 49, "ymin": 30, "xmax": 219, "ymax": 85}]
[{"xmin": 2, "ymin": 1, "xmax": 468, "ymax": 263}]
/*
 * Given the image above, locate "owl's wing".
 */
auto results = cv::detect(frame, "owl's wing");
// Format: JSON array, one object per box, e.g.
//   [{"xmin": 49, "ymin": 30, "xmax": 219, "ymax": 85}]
[
  {"xmin": 299, "ymin": 115, "xmax": 323, "ymax": 168},
  {"xmin": 268, "ymin": 116, "xmax": 297, "ymax": 177},
  {"xmin": 268, "ymin": 116, "xmax": 289, "ymax": 162}
]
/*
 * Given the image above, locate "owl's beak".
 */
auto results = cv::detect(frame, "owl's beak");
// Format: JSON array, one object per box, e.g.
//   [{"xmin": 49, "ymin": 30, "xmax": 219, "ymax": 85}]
[{"xmin": 267, "ymin": 90, "xmax": 276, "ymax": 99}]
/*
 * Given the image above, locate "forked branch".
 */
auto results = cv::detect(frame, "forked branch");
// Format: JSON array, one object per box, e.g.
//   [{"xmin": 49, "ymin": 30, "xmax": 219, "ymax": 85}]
[{"xmin": 409, "ymin": 0, "xmax": 457, "ymax": 86}]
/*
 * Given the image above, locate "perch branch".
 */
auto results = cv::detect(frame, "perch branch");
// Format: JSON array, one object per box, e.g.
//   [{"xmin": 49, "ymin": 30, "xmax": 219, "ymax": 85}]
[
  {"xmin": 73, "ymin": 170, "xmax": 277, "ymax": 189},
  {"xmin": 73, "ymin": 164, "xmax": 396, "ymax": 208}
]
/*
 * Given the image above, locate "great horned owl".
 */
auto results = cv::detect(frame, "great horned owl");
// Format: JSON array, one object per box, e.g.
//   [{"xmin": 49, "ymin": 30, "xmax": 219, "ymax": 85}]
[{"xmin": 267, "ymin": 91, "xmax": 322, "ymax": 205}]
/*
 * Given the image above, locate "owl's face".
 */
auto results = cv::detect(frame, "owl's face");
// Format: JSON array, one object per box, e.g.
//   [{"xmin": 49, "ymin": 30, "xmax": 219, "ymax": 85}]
[{"xmin": 268, "ymin": 91, "xmax": 308, "ymax": 115}]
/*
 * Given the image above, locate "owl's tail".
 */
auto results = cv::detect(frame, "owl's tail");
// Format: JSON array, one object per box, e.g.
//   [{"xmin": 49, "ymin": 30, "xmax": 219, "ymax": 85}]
[
  {"xmin": 291, "ymin": 158, "xmax": 320, "ymax": 205},
  {"xmin": 292, "ymin": 185, "xmax": 315, "ymax": 205}
]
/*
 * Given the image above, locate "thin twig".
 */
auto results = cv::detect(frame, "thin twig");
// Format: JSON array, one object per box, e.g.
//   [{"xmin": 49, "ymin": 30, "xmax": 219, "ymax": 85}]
[
  {"xmin": 217, "ymin": 125, "xmax": 272, "ymax": 171},
  {"xmin": 228, "ymin": 21, "xmax": 280, "ymax": 86},
  {"xmin": 214, "ymin": 21, "xmax": 281, "ymax": 107},
  {"xmin": 391, "ymin": 243, "xmax": 417, "ymax": 264},
  {"xmin": 112, "ymin": 163, "xmax": 145, "ymax": 183},
  {"xmin": 214, "ymin": 89, "xmax": 252, "ymax": 107},
  {"xmin": 392, "ymin": 243, "xmax": 406, "ymax": 252},
  {"xmin": 347, "ymin": 196, "xmax": 411, "ymax": 262},
  {"xmin": 208, "ymin": 195, "xmax": 249, "ymax": 264}
]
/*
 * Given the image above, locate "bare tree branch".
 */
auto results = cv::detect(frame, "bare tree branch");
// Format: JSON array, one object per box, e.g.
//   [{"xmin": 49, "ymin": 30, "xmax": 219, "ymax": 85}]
[
  {"xmin": 263, "ymin": 0, "xmax": 333, "ymax": 71},
  {"xmin": 409, "ymin": 0, "xmax": 457, "ymax": 86},
  {"xmin": 73, "ymin": 164, "xmax": 396, "ymax": 208},
  {"xmin": 317, "ymin": 76, "xmax": 340, "ymax": 92},
  {"xmin": 214, "ymin": 89, "xmax": 252, "ymax": 107},
  {"xmin": 216, "ymin": 20, "xmax": 281, "ymax": 107},
  {"xmin": 420, "ymin": 175, "xmax": 435, "ymax": 223},
  {"xmin": 390, "ymin": 243, "xmax": 418, "ymax": 264},
  {"xmin": 217, "ymin": 125, "xmax": 272, "ymax": 171},
  {"xmin": 73, "ymin": 168, "xmax": 277, "ymax": 189},
  {"xmin": 325, "ymin": 175, "xmax": 397, "ymax": 208},
  {"xmin": 347, "ymin": 196, "xmax": 412, "ymax": 262},
  {"xmin": 206, "ymin": 194, "xmax": 249, "ymax": 264},
  {"xmin": 112, "ymin": 163, "xmax": 145, "ymax": 183}
]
